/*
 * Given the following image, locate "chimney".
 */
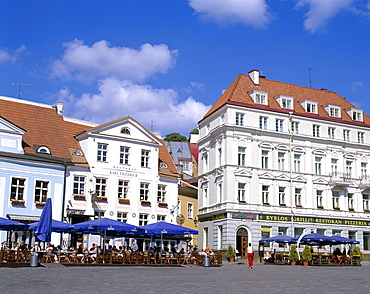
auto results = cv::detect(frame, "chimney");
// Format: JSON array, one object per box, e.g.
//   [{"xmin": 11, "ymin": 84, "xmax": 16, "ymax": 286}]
[
  {"xmin": 55, "ymin": 102, "xmax": 64, "ymax": 116},
  {"xmin": 248, "ymin": 69, "xmax": 260, "ymax": 85}
]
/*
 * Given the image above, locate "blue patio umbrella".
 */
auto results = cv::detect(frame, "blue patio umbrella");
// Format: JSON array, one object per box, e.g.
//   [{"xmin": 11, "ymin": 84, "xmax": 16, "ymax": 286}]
[
  {"xmin": 0, "ymin": 217, "xmax": 29, "ymax": 231},
  {"xmin": 328, "ymin": 235, "xmax": 360, "ymax": 244},
  {"xmin": 140, "ymin": 221, "xmax": 198, "ymax": 236},
  {"xmin": 259, "ymin": 234, "xmax": 295, "ymax": 243},
  {"xmin": 34, "ymin": 198, "xmax": 53, "ymax": 242},
  {"xmin": 29, "ymin": 219, "xmax": 72, "ymax": 233},
  {"xmin": 71, "ymin": 218, "xmax": 142, "ymax": 236}
]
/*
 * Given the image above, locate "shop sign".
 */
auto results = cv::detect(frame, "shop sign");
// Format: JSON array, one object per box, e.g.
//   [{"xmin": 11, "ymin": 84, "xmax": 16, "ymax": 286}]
[
  {"xmin": 67, "ymin": 209, "xmax": 85, "ymax": 215},
  {"xmin": 232, "ymin": 213, "xmax": 256, "ymax": 220},
  {"xmin": 259, "ymin": 214, "xmax": 370, "ymax": 226}
]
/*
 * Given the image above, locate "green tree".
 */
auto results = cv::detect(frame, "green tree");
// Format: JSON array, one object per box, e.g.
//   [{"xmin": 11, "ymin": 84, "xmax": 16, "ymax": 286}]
[
  {"xmin": 164, "ymin": 133, "xmax": 188, "ymax": 141},
  {"xmin": 190, "ymin": 128, "xmax": 199, "ymax": 134},
  {"xmin": 289, "ymin": 245, "xmax": 299, "ymax": 262}
]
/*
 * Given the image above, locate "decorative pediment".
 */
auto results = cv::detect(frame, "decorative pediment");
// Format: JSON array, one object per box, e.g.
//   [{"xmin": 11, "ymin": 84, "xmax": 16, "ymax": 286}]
[
  {"xmin": 234, "ymin": 168, "xmax": 252, "ymax": 178},
  {"xmin": 276, "ymin": 174, "xmax": 290, "ymax": 181},
  {"xmin": 292, "ymin": 175, "xmax": 307, "ymax": 183},
  {"xmin": 313, "ymin": 177, "xmax": 328, "ymax": 184},
  {"xmin": 258, "ymin": 172, "xmax": 275, "ymax": 180},
  {"xmin": 0, "ymin": 117, "xmax": 25, "ymax": 154},
  {"xmin": 213, "ymin": 168, "xmax": 224, "ymax": 177}
]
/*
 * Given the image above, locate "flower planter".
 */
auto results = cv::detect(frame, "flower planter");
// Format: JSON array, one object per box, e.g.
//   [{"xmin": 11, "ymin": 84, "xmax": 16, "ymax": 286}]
[
  {"xmin": 334, "ymin": 207, "xmax": 340, "ymax": 210},
  {"xmin": 158, "ymin": 202, "xmax": 168, "ymax": 208},
  {"xmin": 349, "ymin": 208, "xmax": 354, "ymax": 211},
  {"xmin": 291, "ymin": 261, "xmax": 296, "ymax": 266},
  {"xmin": 119, "ymin": 199, "xmax": 130, "ymax": 205},
  {"xmin": 141, "ymin": 200, "xmax": 151, "ymax": 207},
  {"xmin": 35, "ymin": 202, "xmax": 45, "ymax": 208},
  {"xmin": 73, "ymin": 195, "xmax": 86, "ymax": 201},
  {"xmin": 11, "ymin": 200, "xmax": 25, "ymax": 206},
  {"xmin": 317, "ymin": 205, "xmax": 324, "ymax": 209},
  {"xmin": 303, "ymin": 261, "xmax": 309, "ymax": 266},
  {"xmin": 364, "ymin": 209, "xmax": 370, "ymax": 213},
  {"xmin": 228, "ymin": 257, "xmax": 235, "ymax": 262},
  {"xmin": 96, "ymin": 196, "xmax": 108, "ymax": 202}
]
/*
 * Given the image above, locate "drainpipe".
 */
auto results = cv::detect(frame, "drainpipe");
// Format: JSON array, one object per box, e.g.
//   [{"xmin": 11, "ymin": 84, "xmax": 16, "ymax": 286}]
[
  {"xmin": 288, "ymin": 112, "xmax": 294, "ymax": 235},
  {"xmin": 60, "ymin": 161, "xmax": 68, "ymax": 246}
]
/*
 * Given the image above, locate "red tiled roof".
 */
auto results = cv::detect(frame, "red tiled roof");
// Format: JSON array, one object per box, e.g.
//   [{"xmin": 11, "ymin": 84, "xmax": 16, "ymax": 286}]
[
  {"xmin": 0, "ymin": 97, "xmax": 90, "ymax": 161},
  {"xmin": 202, "ymin": 73, "xmax": 370, "ymax": 126}
]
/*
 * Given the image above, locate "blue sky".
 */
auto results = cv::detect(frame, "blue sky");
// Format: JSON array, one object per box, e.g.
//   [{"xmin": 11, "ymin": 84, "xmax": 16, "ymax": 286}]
[{"xmin": 1, "ymin": 0, "xmax": 369, "ymax": 136}]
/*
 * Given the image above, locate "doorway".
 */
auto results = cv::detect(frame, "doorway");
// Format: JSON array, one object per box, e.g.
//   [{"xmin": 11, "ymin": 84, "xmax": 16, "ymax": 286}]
[{"xmin": 236, "ymin": 227, "xmax": 248, "ymax": 259}]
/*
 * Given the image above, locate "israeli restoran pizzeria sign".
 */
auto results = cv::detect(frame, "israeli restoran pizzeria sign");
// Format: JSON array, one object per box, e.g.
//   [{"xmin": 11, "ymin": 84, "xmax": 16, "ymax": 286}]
[{"xmin": 259, "ymin": 214, "xmax": 370, "ymax": 226}]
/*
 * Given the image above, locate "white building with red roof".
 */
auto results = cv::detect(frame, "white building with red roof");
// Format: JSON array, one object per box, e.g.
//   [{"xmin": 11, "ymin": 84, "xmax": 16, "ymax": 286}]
[{"xmin": 198, "ymin": 70, "xmax": 370, "ymax": 258}]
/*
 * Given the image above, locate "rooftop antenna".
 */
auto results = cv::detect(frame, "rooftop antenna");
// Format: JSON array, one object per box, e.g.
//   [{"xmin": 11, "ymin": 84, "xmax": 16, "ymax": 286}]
[
  {"xmin": 151, "ymin": 120, "xmax": 154, "ymax": 133},
  {"xmin": 12, "ymin": 83, "xmax": 32, "ymax": 99},
  {"xmin": 308, "ymin": 68, "xmax": 317, "ymax": 88}
]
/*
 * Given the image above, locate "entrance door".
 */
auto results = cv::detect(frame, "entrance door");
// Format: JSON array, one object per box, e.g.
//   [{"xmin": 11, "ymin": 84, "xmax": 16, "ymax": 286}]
[
  {"xmin": 241, "ymin": 236, "xmax": 248, "ymax": 259},
  {"xmin": 236, "ymin": 228, "xmax": 249, "ymax": 259}
]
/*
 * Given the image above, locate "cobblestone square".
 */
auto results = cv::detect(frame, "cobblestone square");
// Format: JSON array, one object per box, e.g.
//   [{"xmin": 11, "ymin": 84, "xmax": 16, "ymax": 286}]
[{"xmin": 1, "ymin": 261, "xmax": 369, "ymax": 294}]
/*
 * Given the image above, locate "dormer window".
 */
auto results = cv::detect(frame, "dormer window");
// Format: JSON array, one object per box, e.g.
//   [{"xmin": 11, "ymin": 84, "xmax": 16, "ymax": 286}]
[
  {"xmin": 36, "ymin": 146, "xmax": 50, "ymax": 154},
  {"xmin": 300, "ymin": 100, "xmax": 318, "ymax": 114},
  {"xmin": 249, "ymin": 90, "xmax": 268, "ymax": 105},
  {"xmin": 275, "ymin": 95, "xmax": 294, "ymax": 110},
  {"xmin": 121, "ymin": 127, "xmax": 131, "ymax": 135},
  {"xmin": 73, "ymin": 150, "xmax": 83, "ymax": 156},
  {"xmin": 324, "ymin": 104, "xmax": 341, "ymax": 118},
  {"xmin": 346, "ymin": 108, "xmax": 363, "ymax": 122}
]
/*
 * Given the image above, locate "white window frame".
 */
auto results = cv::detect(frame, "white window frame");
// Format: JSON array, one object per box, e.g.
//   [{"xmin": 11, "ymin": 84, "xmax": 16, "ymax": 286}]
[
  {"xmin": 333, "ymin": 191, "xmax": 340, "ymax": 209},
  {"xmin": 313, "ymin": 125, "xmax": 320, "ymax": 137},
  {"xmin": 363, "ymin": 194, "xmax": 369, "ymax": 210},
  {"xmin": 361, "ymin": 162, "xmax": 367, "ymax": 178},
  {"xmin": 291, "ymin": 121, "xmax": 299, "ymax": 134},
  {"xmin": 346, "ymin": 160, "xmax": 353, "ymax": 178},
  {"xmin": 34, "ymin": 180, "xmax": 49, "ymax": 203},
  {"xmin": 316, "ymin": 190, "xmax": 323, "ymax": 207},
  {"xmin": 141, "ymin": 149, "xmax": 150, "ymax": 168},
  {"xmin": 279, "ymin": 187, "xmax": 286, "ymax": 205},
  {"xmin": 343, "ymin": 129, "xmax": 350, "ymax": 142},
  {"xmin": 118, "ymin": 180, "xmax": 129, "ymax": 199},
  {"xmin": 238, "ymin": 147, "xmax": 246, "ymax": 166},
  {"xmin": 276, "ymin": 119, "xmax": 284, "ymax": 132},
  {"xmin": 262, "ymin": 185, "xmax": 269, "ymax": 204},
  {"xmin": 95, "ymin": 178, "xmax": 107, "ymax": 197},
  {"xmin": 294, "ymin": 154, "xmax": 301, "ymax": 173},
  {"xmin": 358, "ymin": 132, "xmax": 365, "ymax": 144},
  {"xmin": 278, "ymin": 152, "xmax": 285, "ymax": 171},
  {"xmin": 73, "ymin": 176, "xmax": 86, "ymax": 195},
  {"xmin": 348, "ymin": 193, "xmax": 354, "ymax": 210},
  {"xmin": 236, "ymin": 112, "xmax": 244, "ymax": 126},
  {"xmin": 157, "ymin": 185, "xmax": 166, "ymax": 203},
  {"xmin": 328, "ymin": 127, "xmax": 335, "ymax": 139},
  {"xmin": 117, "ymin": 212, "xmax": 128, "ymax": 223},
  {"xmin": 97, "ymin": 143, "xmax": 108, "ymax": 162},
  {"xmin": 315, "ymin": 156, "xmax": 322, "ymax": 175},
  {"xmin": 120, "ymin": 146, "xmax": 130, "ymax": 165},
  {"xmin": 238, "ymin": 182, "xmax": 246, "ymax": 202},
  {"xmin": 187, "ymin": 202, "xmax": 194, "ymax": 219},
  {"xmin": 261, "ymin": 150, "xmax": 269, "ymax": 169},
  {"xmin": 140, "ymin": 182, "xmax": 150, "ymax": 201},
  {"xmin": 295, "ymin": 188, "xmax": 302, "ymax": 206},
  {"xmin": 259, "ymin": 116, "xmax": 268, "ymax": 130},
  {"xmin": 139, "ymin": 214, "xmax": 149, "ymax": 226}
]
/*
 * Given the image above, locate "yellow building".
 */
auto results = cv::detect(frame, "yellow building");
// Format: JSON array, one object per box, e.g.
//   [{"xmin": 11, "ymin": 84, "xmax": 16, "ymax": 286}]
[{"xmin": 177, "ymin": 181, "xmax": 198, "ymax": 245}]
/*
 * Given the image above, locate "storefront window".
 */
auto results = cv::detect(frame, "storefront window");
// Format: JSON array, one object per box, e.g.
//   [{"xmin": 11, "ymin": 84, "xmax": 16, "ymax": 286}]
[{"xmin": 363, "ymin": 232, "xmax": 370, "ymax": 250}]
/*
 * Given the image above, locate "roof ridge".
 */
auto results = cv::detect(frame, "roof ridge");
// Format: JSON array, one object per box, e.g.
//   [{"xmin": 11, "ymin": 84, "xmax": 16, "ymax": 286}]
[{"xmin": 0, "ymin": 96, "xmax": 54, "ymax": 109}]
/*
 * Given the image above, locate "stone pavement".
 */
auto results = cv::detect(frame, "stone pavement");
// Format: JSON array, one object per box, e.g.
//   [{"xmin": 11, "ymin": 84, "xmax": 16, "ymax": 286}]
[{"xmin": 0, "ymin": 260, "xmax": 369, "ymax": 294}]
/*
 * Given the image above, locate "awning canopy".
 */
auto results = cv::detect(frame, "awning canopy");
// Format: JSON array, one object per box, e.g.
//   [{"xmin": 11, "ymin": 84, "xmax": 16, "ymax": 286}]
[{"xmin": 7, "ymin": 214, "xmax": 40, "ymax": 222}]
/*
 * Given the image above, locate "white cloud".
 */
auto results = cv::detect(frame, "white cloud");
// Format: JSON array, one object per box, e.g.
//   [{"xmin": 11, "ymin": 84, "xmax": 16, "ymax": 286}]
[
  {"xmin": 188, "ymin": 0, "xmax": 272, "ymax": 28},
  {"xmin": 58, "ymin": 78, "xmax": 211, "ymax": 135},
  {"xmin": 351, "ymin": 81, "xmax": 363, "ymax": 90},
  {"xmin": 183, "ymin": 81, "xmax": 205, "ymax": 93},
  {"xmin": 50, "ymin": 39, "xmax": 178, "ymax": 83},
  {"xmin": 295, "ymin": 0, "xmax": 355, "ymax": 33},
  {"xmin": 0, "ymin": 45, "xmax": 26, "ymax": 63}
]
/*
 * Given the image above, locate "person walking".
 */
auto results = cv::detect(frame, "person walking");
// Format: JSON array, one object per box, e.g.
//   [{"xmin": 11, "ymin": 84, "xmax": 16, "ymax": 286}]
[{"xmin": 247, "ymin": 243, "xmax": 254, "ymax": 269}]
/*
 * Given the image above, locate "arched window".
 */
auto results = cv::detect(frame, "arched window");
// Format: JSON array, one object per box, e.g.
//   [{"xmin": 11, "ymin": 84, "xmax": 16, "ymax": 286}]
[
  {"xmin": 121, "ymin": 127, "xmax": 131, "ymax": 135},
  {"xmin": 36, "ymin": 146, "xmax": 50, "ymax": 154}
]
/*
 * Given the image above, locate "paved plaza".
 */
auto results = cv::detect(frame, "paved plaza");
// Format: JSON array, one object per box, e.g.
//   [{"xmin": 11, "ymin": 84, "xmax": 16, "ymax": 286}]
[{"xmin": 0, "ymin": 261, "xmax": 369, "ymax": 293}]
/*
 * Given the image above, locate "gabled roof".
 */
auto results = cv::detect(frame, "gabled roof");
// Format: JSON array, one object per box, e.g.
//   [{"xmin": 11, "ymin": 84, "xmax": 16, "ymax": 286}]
[
  {"xmin": 202, "ymin": 73, "xmax": 370, "ymax": 126},
  {"xmin": 0, "ymin": 97, "xmax": 90, "ymax": 161},
  {"xmin": 158, "ymin": 138, "xmax": 180, "ymax": 178}
]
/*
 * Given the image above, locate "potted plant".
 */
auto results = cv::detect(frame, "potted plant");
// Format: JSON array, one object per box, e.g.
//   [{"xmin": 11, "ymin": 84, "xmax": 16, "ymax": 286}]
[
  {"xmin": 226, "ymin": 244, "xmax": 236, "ymax": 262},
  {"xmin": 351, "ymin": 246, "xmax": 363, "ymax": 265},
  {"xmin": 301, "ymin": 245, "xmax": 312, "ymax": 266},
  {"xmin": 289, "ymin": 245, "xmax": 299, "ymax": 265}
]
